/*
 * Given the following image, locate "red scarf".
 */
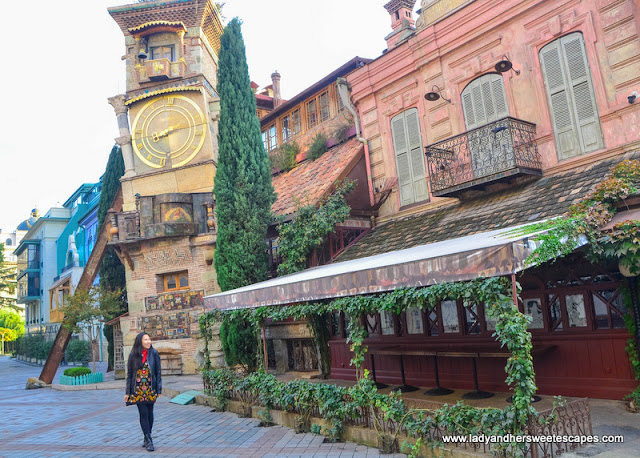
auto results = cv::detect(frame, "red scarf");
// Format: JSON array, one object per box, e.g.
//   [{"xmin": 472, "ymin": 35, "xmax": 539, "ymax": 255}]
[{"xmin": 142, "ymin": 349, "xmax": 148, "ymax": 364}]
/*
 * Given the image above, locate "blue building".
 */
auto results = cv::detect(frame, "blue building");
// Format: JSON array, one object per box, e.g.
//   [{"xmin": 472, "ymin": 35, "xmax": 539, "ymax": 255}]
[{"xmin": 47, "ymin": 181, "xmax": 103, "ymax": 354}]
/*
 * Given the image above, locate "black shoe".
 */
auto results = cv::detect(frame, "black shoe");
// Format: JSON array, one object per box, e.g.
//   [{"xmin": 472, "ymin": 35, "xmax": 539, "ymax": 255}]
[
  {"xmin": 142, "ymin": 434, "xmax": 148, "ymax": 448},
  {"xmin": 145, "ymin": 433, "xmax": 154, "ymax": 452}
]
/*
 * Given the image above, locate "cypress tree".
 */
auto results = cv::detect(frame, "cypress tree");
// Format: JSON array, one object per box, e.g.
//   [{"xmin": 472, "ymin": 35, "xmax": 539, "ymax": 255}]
[
  {"xmin": 97, "ymin": 144, "xmax": 127, "ymax": 370},
  {"xmin": 214, "ymin": 18, "xmax": 275, "ymax": 292}
]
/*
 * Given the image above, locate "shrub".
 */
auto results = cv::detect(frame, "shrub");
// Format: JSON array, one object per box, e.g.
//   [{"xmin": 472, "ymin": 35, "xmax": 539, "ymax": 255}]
[
  {"xmin": 63, "ymin": 367, "xmax": 92, "ymax": 377},
  {"xmin": 219, "ymin": 317, "xmax": 257, "ymax": 372},
  {"xmin": 15, "ymin": 333, "xmax": 46, "ymax": 359},
  {"xmin": 37, "ymin": 340, "xmax": 53, "ymax": 360},
  {"xmin": 332, "ymin": 123, "xmax": 352, "ymax": 144},
  {"xmin": 307, "ymin": 133, "xmax": 328, "ymax": 161},
  {"xmin": 65, "ymin": 340, "xmax": 91, "ymax": 363},
  {"xmin": 271, "ymin": 141, "xmax": 300, "ymax": 172},
  {"xmin": 202, "ymin": 367, "xmax": 237, "ymax": 410}
]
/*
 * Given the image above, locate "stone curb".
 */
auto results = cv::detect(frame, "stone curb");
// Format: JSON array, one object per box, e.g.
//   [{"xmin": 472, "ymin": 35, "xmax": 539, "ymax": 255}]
[{"xmin": 52, "ymin": 380, "xmax": 125, "ymax": 391}]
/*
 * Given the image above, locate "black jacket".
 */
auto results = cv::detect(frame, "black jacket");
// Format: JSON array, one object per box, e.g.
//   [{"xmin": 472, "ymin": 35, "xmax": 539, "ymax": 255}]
[{"xmin": 126, "ymin": 347, "xmax": 162, "ymax": 396}]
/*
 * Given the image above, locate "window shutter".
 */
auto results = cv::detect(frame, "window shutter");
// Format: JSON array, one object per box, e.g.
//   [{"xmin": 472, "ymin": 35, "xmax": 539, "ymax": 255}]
[
  {"xmin": 540, "ymin": 40, "xmax": 580, "ymax": 160},
  {"xmin": 462, "ymin": 91, "xmax": 476, "ymax": 128},
  {"xmin": 461, "ymin": 74, "xmax": 509, "ymax": 130},
  {"xmin": 471, "ymin": 82, "xmax": 486, "ymax": 127},
  {"xmin": 391, "ymin": 113, "xmax": 414, "ymax": 206},
  {"xmin": 561, "ymin": 33, "xmax": 603, "ymax": 153},
  {"xmin": 406, "ymin": 109, "xmax": 429, "ymax": 203},
  {"xmin": 490, "ymin": 74, "xmax": 509, "ymax": 119}
]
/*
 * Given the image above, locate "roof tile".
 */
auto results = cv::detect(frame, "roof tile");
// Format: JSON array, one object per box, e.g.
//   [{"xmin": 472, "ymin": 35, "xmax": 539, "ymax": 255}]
[
  {"xmin": 337, "ymin": 152, "xmax": 639, "ymax": 262},
  {"xmin": 271, "ymin": 138, "xmax": 363, "ymax": 216}
]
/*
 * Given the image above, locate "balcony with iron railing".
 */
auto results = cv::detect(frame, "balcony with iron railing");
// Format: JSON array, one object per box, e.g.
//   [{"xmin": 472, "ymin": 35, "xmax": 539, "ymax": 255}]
[
  {"xmin": 135, "ymin": 58, "xmax": 187, "ymax": 83},
  {"xmin": 425, "ymin": 117, "xmax": 542, "ymax": 197}
]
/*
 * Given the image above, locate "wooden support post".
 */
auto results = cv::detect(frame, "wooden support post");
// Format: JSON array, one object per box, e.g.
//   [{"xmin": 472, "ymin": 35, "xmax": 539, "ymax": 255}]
[
  {"xmin": 511, "ymin": 273, "xmax": 521, "ymax": 312},
  {"xmin": 39, "ymin": 189, "xmax": 123, "ymax": 384},
  {"xmin": 39, "ymin": 326, "xmax": 72, "ymax": 384},
  {"xmin": 262, "ymin": 326, "xmax": 268, "ymax": 372}
]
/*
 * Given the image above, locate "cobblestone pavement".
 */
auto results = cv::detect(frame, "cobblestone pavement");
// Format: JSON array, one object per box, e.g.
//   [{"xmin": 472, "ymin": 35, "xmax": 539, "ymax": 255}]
[{"xmin": 0, "ymin": 356, "xmax": 405, "ymax": 458}]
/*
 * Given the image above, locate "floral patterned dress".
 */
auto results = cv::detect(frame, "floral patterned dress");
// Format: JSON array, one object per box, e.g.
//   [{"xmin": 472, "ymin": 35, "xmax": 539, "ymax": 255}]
[{"xmin": 128, "ymin": 361, "xmax": 158, "ymax": 405}]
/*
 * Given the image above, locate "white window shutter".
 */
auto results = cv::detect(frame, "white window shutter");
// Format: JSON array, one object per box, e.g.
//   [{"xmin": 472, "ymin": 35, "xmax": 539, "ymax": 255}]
[
  {"xmin": 540, "ymin": 40, "xmax": 580, "ymax": 160},
  {"xmin": 561, "ymin": 33, "xmax": 603, "ymax": 154},
  {"xmin": 461, "ymin": 74, "xmax": 509, "ymax": 130},
  {"xmin": 471, "ymin": 82, "xmax": 487, "ymax": 127},
  {"xmin": 392, "ymin": 109, "xmax": 428, "ymax": 206},
  {"xmin": 490, "ymin": 74, "xmax": 509, "ymax": 120},
  {"xmin": 406, "ymin": 109, "xmax": 429, "ymax": 203},
  {"xmin": 462, "ymin": 92, "xmax": 476, "ymax": 128},
  {"xmin": 391, "ymin": 113, "xmax": 414, "ymax": 206}
]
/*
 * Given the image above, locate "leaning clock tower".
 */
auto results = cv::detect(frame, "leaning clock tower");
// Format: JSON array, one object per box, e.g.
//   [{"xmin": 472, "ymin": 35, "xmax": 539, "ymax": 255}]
[{"xmin": 107, "ymin": 0, "xmax": 224, "ymax": 377}]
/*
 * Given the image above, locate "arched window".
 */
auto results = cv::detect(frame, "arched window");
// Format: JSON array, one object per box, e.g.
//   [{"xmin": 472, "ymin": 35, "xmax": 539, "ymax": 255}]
[
  {"xmin": 461, "ymin": 73, "xmax": 509, "ymax": 130},
  {"xmin": 539, "ymin": 32, "xmax": 603, "ymax": 160},
  {"xmin": 67, "ymin": 251, "xmax": 74, "ymax": 267},
  {"xmin": 461, "ymin": 73, "xmax": 511, "ymax": 178},
  {"xmin": 5, "ymin": 238, "xmax": 12, "ymax": 246},
  {"xmin": 391, "ymin": 108, "xmax": 428, "ymax": 206}
]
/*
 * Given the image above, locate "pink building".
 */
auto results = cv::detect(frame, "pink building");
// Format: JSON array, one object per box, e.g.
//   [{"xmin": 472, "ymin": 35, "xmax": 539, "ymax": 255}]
[
  {"xmin": 206, "ymin": 0, "xmax": 640, "ymax": 401},
  {"xmin": 328, "ymin": 0, "xmax": 640, "ymax": 400}
]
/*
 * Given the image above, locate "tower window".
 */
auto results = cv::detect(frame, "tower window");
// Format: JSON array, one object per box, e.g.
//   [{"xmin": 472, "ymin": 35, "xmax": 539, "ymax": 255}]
[
  {"xmin": 163, "ymin": 271, "xmax": 189, "ymax": 291},
  {"xmin": 151, "ymin": 45, "xmax": 174, "ymax": 61}
]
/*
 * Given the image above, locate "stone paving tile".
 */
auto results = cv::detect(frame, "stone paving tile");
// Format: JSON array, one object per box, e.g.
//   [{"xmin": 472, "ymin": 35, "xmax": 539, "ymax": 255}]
[{"xmin": 0, "ymin": 356, "xmax": 406, "ymax": 458}]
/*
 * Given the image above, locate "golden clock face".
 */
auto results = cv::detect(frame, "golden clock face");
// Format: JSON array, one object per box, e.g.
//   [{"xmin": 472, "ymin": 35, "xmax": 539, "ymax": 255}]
[{"xmin": 131, "ymin": 94, "xmax": 207, "ymax": 169}]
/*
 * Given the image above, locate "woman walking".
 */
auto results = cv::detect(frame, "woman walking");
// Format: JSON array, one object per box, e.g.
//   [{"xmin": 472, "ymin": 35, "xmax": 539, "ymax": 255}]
[{"xmin": 124, "ymin": 332, "xmax": 162, "ymax": 452}]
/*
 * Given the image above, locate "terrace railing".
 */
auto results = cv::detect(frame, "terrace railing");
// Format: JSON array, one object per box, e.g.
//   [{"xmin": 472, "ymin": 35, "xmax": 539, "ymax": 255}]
[{"xmin": 425, "ymin": 117, "xmax": 542, "ymax": 197}]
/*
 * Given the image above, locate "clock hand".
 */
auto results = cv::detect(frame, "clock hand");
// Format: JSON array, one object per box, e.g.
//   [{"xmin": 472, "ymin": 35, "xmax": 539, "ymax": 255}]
[{"xmin": 152, "ymin": 126, "xmax": 175, "ymax": 142}]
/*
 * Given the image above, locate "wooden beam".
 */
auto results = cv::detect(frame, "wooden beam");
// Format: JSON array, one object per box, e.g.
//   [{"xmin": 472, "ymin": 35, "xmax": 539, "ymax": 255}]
[{"xmin": 39, "ymin": 189, "xmax": 123, "ymax": 384}]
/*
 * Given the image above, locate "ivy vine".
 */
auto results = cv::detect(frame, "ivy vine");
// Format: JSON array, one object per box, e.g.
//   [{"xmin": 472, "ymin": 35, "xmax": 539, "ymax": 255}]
[
  {"xmin": 276, "ymin": 179, "xmax": 355, "ymax": 275},
  {"xmin": 509, "ymin": 159, "xmax": 640, "ymax": 272},
  {"xmin": 201, "ymin": 276, "xmax": 539, "ymax": 453},
  {"xmin": 509, "ymin": 159, "xmax": 640, "ymax": 404}
]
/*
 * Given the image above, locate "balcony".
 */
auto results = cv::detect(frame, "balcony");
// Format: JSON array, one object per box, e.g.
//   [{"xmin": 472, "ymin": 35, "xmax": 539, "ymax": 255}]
[
  {"xmin": 17, "ymin": 271, "xmax": 40, "ymax": 302},
  {"xmin": 135, "ymin": 58, "xmax": 187, "ymax": 83},
  {"xmin": 425, "ymin": 117, "xmax": 542, "ymax": 197}
]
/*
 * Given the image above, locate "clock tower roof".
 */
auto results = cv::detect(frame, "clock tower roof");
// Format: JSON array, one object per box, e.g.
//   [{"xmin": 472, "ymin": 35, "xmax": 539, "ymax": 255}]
[{"xmin": 109, "ymin": 0, "xmax": 222, "ymax": 53}]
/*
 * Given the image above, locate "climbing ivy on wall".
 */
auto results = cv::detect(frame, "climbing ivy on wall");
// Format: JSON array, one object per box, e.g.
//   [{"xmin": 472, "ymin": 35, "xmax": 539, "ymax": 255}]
[
  {"xmin": 511, "ymin": 159, "xmax": 640, "ymax": 272},
  {"xmin": 201, "ymin": 276, "xmax": 538, "ymax": 451},
  {"xmin": 277, "ymin": 179, "xmax": 355, "ymax": 275},
  {"xmin": 510, "ymin": 159, "xmax": 640, "ymax": 404}
]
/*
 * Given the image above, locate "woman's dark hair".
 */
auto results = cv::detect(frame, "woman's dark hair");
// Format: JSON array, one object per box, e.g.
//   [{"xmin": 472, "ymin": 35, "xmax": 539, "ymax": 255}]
[{"xmin": 127, "ymin": 332, "xmax": 152, "ymax": 373}]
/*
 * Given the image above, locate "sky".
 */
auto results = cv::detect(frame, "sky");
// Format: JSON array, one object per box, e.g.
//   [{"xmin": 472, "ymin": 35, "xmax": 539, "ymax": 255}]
[{"xmin": 0, "ymin": 0, "xmax": 396, "ymax": 233}]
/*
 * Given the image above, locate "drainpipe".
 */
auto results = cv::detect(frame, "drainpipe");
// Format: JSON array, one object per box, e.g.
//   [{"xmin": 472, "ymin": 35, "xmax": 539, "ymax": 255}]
[{"xmin": 336, "ymin": 78, "xmax": 376, "ymax": 208}]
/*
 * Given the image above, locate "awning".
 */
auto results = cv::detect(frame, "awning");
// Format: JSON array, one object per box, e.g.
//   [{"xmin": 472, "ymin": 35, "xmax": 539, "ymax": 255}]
[{"xmin": 204, "ymin": 223, "xmax": 540, "ymax": 311}]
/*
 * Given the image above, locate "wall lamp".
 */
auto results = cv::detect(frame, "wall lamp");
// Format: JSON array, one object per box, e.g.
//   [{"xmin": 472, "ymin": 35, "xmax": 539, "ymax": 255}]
[
  {"xmin": 495, "ymin": 55, "xmax": 520, "ymax": 75},
  {"xmin": 424, "ymin": 85, "xmax": 451, "ymax": 103}
]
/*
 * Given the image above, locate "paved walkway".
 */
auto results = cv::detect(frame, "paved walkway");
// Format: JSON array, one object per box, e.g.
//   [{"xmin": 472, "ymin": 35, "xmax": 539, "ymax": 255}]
[{"xmin": 0, "ymin": 356, "xmax": 404, "ymax": 457}]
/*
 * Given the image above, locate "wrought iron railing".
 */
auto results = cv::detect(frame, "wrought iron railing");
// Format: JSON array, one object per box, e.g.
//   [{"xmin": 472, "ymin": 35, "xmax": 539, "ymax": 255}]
[
  {"xmin": 526, "ymin": 398, "xmax": 592, "ymax": 457},
  {"xmin": 425, "ymin": 117, "xmax": 541, "ymax": 195}
]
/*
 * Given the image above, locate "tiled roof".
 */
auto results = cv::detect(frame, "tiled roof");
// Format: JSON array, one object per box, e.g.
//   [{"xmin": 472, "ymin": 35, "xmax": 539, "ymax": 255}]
[
  {"xmin": 338, "ymin": 151, "xmax": 640, "ymax": 261},
  {"xmin": 272, "ymin": 138, "xmax": 363, "ymax": 216}
]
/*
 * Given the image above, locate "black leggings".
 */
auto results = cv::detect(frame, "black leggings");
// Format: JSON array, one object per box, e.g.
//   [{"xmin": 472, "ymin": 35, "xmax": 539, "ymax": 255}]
[{"xmin": 137, "ymin": 403, "xmax": 154, "ymax": 435}]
